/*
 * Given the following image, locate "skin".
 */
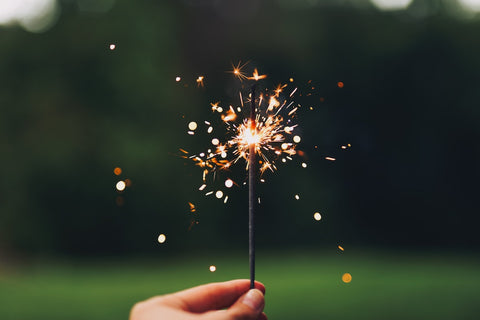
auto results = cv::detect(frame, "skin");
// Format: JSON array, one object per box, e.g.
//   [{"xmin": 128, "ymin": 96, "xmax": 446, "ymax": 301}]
[{"xmin": 130, "ymin": 279, "xmax": 267, "ymax": 320}]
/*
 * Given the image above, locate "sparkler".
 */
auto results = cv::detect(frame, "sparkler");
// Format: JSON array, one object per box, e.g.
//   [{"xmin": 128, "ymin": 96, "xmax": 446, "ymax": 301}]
[
  {"xmin": 182, "ymin": 64, "xmax": 302, "ymax": 288},
  {"xmin": 249, "ymin": 84, "xmax": 257, "ymax": 289}
]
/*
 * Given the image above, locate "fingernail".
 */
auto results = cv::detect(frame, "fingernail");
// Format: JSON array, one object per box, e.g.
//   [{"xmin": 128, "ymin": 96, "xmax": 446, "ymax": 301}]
[{"xmin": 242, "ymin": 289, "xmax": 264, "ymax": 311}]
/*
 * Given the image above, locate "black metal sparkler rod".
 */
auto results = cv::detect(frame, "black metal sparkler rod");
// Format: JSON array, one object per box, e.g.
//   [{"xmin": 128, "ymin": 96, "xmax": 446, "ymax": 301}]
[{"xmin": 249, "ymin": 85, "xmax": 256, "ymax": 289}]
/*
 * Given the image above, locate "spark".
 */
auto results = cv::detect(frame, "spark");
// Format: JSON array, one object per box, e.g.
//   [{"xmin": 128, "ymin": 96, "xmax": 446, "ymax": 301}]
[
  {"xmin": 338, "ymin": 245, "xmax": 344, "ymax": 251},
  {"xmin": 230, "ymin": 61, "xmax": 249, "ymax": 81},
  {"xmin": 290, "ymin": 87, "xmax": 298, "ymax": 97},
  {"xmin": 325, "ymin": 157, "xmax": 336, "ymax": 161},
  {"xmin": 158, "ymin": 234, "xmax": 166, "ymax": 244},
  {"xmin": 337, "ymin": 81, "xmax": 344, "ymax": 88},
  {"xmin": 215, "ymin": 190, "xmax": 224, "ymax": 199},
  {"xmin": 116, "ymin": 181, "xmax": 126, "ymax": 191},
  {"xmin": 301, "ymin": 163, "xmax": 307, "ymax": 168},
  {"xmin": 113, "ymin": 167, "xmax": 122, "ymax": 175},
  {"xmin": 197, "ymin": 76, "xmax": 205, "ymax": 87},
  {"xmin": 247, "ymin": 68, "xmax": 267, "ymax": 81},
  {"xmin": 209, "ymin": 265, "xmax": 217, "ymax": 272},
  {"xmin": 188, "ymin": 122, "xmax": 198, "ymax": 131},
  {"xmin": 295, "ymin": 194, "xmax": 300, "ymax": 200},
  {"xmin": 109, "ymin": 44, "xmax": 116, "ymax": 50},
  {"xmin": 188, "ymin": 202, "xmax": 196, "ymax": 212},
  {"xmin": 314, "ymin": 212, "xmax": 321, "ymax": 221},
  {"xmin": 176, "ymin": 76, "xmax": 181, "ymax": 82},
  {"xmin": 225, "ymin": 179, "xmax": 234, "ymax": 188}
]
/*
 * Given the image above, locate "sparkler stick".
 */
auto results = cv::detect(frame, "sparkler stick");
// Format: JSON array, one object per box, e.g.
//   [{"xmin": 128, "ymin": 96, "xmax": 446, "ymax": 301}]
[{"xmin": 249, "ymin": 85, "xmax": 257, "ymax": 289}]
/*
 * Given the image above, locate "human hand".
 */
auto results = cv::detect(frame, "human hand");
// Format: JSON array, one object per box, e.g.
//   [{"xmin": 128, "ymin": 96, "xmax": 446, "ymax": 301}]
[{"xmin": 130, "ymin": 279, "xmax": 267, "ymax": 320}]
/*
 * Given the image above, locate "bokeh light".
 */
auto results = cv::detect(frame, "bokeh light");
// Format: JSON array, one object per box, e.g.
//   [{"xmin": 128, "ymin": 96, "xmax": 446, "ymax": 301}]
[
  {"xmin": 459, "ymin": 0, "xmax": 480, "ymax": 11},
  {"xmin": 313, "ymin": 212, "xmax": 321, "ymax": 221},
  {"xmin": 113, "ymin": 167, "xmax": 122, "ymax": 175},
  {"xmin": 293, "ymin": 135, "xmax": 301, "ymax": 143},
  {"xmin": 109, "ymin": 44, "xmax": 116, "ymax": 50},
  {"xmin": 225, "ymin": 179, "xmax": 234, "ymax": 188},
  {"xmin": 215, "ymin": 190, "xmax": 223, "ymax": 199},
  {"xmin": 370, "ymin": 0, "xmax": 413, "ymax": 10},
  {"xmin": 116, "ymin": 181, "xmax": 126, "ymax": 191},
  {"xmin": 157, "ymin": 234, "xmax": 166, "ymax": 244},
  {"xmin": 188, "ymin": 121, "xmax": 198, "ymax": 131},
  {"xmin": 342, "ymin": 273, "xmax": 352, "ymax": 283},
  {"xmin": 0, "ymin": 0, "xmax": 60, "ymax": 32},
  {"xmin": 209, "ymin": 265, "xmax": 216, "ymax": 272}
]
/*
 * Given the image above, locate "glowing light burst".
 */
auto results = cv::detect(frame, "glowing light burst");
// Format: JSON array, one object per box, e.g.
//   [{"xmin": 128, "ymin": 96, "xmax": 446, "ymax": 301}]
[{"xmin": 181, "ymin": 70, "xmax": 302, "ymax": 199}]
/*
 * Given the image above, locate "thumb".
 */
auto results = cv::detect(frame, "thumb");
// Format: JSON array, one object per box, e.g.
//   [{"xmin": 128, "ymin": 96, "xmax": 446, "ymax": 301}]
[{"xmin": 224, "ymin": 289, "xmax": 265, "ymax": 320}]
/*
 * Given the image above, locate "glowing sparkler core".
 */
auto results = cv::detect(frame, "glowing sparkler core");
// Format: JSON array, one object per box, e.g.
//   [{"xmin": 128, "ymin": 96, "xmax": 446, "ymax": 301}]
[{"xmin": 184, "ymin": 80, "xmax": 300, "ymax": 180}]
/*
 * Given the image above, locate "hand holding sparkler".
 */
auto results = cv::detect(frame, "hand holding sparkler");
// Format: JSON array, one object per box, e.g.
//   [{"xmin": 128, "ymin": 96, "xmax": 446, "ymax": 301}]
[{"xmin": 129, "ymin": 280, "xmax": 266, "ymax": 320}]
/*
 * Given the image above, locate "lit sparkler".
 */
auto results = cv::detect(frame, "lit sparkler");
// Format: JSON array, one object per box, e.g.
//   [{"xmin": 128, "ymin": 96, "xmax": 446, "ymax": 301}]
[{"xmin": 181, "ymin": 64, "xmax": 302, "ymax": 288}]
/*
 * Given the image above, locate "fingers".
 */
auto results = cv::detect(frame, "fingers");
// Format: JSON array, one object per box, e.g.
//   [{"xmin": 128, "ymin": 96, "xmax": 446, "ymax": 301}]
[
  {"xmin": 205, "ymin": 289, "xmax": 265, "ymax": 320},
  {"xmin": 165, "ymin": 279, "xmax": 265, "ymax": 313}
]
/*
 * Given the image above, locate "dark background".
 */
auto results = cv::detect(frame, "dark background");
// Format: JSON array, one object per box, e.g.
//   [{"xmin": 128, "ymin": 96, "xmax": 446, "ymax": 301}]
[{"xmin": 1, "ymin": 0, "xmax": 479, "ymax": 260}]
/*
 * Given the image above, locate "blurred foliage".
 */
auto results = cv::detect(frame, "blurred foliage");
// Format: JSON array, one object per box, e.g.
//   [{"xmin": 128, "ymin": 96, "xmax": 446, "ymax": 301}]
[{"xmin": 0, "ymin": 0, "xmax": 479, "ymax": 257}]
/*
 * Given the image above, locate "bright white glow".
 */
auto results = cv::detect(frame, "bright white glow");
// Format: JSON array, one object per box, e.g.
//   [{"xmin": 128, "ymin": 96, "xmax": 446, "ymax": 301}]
[
  {"xmin": 116, "ymin": 181, "xmax": 126, "ymax": 191},
  {"xmin": 215, "ymin": 190, "xmax": 223, "ymax": 199},
  {"xmin": 314, "ymin": 212, "xmax": 322, "ymax": 221},
  {"xmin": 175, "ymin": 76, "xmax": 181, "ymax": 82},
  {"xmin": 157, "ymin": 234, "xmax": 166, "ymax": 243},
  {"xmin": 188, "ymin": 122, "xmax": 197, "ymax": 131},
  {"xmin": 211, "ymin": 138, "xmax": 219, "ymax": 145},
  {"xmin": 293, "ymin": 135, "xmax": 301, "ymax": 143},
  {"xmin": 209, "ymin": 265, "xmax": 216, "ymax": 272},
  {"xmin": 225, "ymin": 179, "xmax": 233, "ymax": 188},
  {"xmin": 459, "ymin": 0, "xmax": 480, "ymax": 11},
  {"xmin": 109, "ymin": 44, "xmax": 116, "ymax": 50},
  {"xmin": 370, "ymin": 0, "xmax": 412, "ymax": 10},
  {"xmin": 0, "ymin": 0, "xmax": 60, "ymax": 32}
]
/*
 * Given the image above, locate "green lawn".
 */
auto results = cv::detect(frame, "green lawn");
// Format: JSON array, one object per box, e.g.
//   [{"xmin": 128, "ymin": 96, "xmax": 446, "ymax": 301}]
[{"xmin": 1, "ymin": 250, "xmax": 479, "ymax": 320}]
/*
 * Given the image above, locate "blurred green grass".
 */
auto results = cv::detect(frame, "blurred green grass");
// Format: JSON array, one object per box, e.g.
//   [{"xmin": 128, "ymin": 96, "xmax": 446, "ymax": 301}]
[{"xmin": 1, "ymin": 250, "xmax": 479, "ymax": 320}]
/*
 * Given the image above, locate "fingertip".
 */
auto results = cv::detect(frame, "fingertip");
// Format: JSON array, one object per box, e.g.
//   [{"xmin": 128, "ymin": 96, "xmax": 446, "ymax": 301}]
[
  {"xmin": 253, "ymin": 281, "xmax": 266, "ymax": 295},
  {"xmin": 241, "ymin": 289, "xmax": 264, "ymax": 312}
]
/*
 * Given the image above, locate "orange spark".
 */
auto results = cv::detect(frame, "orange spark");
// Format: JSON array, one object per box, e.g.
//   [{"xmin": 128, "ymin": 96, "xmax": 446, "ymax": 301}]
[
  {"xmin": 230, "ymin": 61, "xmax": 249, "ymax": 81},
  {"xmin": 248, "ymin": 68, "xmax": 267, "ymax": 81},
  {"xmin": 197, "ymin": 76, "xmax": 205, "ymax": 87}
]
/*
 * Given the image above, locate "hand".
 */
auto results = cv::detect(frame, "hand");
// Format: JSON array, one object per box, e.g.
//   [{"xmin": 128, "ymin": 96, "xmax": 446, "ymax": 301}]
[{"xmin": 130, "ymin": 279, "xmax": 267, "ymax": 320}]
